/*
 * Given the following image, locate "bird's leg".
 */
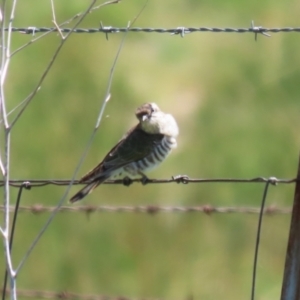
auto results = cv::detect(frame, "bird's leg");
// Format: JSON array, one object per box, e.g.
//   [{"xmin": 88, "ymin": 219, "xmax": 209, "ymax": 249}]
[{"xmin": 138, "ymin": 171, "xmax": 149, "ymax": 185}]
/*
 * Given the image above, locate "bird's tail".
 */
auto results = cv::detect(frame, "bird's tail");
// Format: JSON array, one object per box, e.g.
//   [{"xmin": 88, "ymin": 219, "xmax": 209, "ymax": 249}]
[{"xmin": 70, "ymin": 176, "xmax": 108, "ymax": 203}]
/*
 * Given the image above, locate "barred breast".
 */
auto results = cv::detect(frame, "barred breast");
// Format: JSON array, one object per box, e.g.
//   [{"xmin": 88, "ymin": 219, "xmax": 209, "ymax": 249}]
[{"xmin": 122, "ymin": 135, "xmax": 177, "ymax": 177}]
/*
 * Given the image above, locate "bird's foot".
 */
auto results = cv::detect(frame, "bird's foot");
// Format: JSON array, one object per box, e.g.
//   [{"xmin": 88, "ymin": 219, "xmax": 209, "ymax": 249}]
[
  {"xmin": 138, "ymin": 172, "xmax": 149, "ymax": 185},
  {"xmin": 122, "ymin": 176, "xmax": 133, "ymax": 186}
]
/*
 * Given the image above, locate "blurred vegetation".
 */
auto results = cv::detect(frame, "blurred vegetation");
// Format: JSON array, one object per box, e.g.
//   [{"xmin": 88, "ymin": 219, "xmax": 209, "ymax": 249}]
[{"xmin": 1, "ymin": 0, "xmax": 300, "ymax": 299}]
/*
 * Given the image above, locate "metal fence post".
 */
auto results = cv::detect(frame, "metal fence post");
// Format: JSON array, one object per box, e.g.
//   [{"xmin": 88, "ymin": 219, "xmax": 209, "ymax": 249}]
[{"xmin": 281, "ymin": 154, "xmax": 300, "ymax": 299}]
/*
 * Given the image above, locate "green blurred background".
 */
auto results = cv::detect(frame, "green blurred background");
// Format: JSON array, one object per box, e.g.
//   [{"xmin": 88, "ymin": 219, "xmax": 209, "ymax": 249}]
[{"xmin": 1, "ymin": 0, "xmax": 300, "ymax": 299}]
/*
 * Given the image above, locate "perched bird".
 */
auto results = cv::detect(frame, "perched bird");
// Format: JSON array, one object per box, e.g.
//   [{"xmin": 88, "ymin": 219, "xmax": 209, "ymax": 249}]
[{"xmin": 70, "ymin": 103, "xmax": 179, "ymax": 203}]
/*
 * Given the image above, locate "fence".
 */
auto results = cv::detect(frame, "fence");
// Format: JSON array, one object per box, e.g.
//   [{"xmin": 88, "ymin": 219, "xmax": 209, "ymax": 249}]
[{"xmin": 1, "ymin": 171, "xmax": 299, "ymax": 300}]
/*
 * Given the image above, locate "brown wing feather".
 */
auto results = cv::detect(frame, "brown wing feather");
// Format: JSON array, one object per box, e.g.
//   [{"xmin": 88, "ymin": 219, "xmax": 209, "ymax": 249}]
[{"xmin": 80, "ymin": 124, "xmax": 164, "ymax": 183}]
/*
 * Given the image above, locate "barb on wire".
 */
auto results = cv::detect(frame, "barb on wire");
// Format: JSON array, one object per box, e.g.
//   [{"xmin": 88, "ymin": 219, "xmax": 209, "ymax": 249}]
[
  {"xmin": 251, "ymin": 20, "xmax": 271, "ymax": 41},
  {"xmin": 100, "ymin": 22, "xmax": 111, "ymax": 40},
  {"xmin": 0, "ymin": 176, "xmax": 297, "ymax": 188},
  {"xmin": 5, "ymin": 25, "xmax": 300, "ymax": 35},
  {"xmin": 0, "ymin": 205, "xmax": 292, "ymax": 215},
  {"xmin": 171, "ymin": 26, "xmax": 187, "ymax": 37}
]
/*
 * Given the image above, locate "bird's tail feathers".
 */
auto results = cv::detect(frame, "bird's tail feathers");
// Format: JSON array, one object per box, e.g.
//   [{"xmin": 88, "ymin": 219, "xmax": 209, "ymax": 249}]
[{"xmin": 70, "ymin": 176, "xmax": 108, "ymax": 203}]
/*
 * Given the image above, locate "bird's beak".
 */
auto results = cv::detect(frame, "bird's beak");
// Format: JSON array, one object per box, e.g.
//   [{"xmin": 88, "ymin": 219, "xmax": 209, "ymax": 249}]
[{"xmin": 142, "ymin": 115, "xmax": 148, "ymax": 122}]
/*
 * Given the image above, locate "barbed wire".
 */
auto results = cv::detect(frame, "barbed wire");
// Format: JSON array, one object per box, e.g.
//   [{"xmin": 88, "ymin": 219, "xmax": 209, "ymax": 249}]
[
  {"xmin": 0, "ymin": 176, "xmax": 296, "ymax": 188},
  {"xmin": 6, "ymin": 25, "xmax": 300, "ymax": 38},
  {"xmin": 0, "ymin": 205, "xmax": 292, "ymax": 215},
  {"xmin": 1, "ymin": 289, "xmax": 163, "ymax": 300}
]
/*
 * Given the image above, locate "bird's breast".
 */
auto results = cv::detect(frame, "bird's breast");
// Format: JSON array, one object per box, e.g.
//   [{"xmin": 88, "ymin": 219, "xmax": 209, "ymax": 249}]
[{"xmin": 123, "ymin": 135, "xmax": 177, "ymax": 176}]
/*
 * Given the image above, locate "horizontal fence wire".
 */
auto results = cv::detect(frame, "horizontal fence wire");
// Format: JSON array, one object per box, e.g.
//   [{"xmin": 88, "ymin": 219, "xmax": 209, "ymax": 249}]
[
  {"xmin": 5, "ymin": 25, "xmax": 300, "ymax": 36},
  {"xmin": 1, "ymin": 289, "xmax": 159, "ymax": 300},
  {"xmin": 0, "ymin": 205, "xmax": 292, "ymax": 214},
  {"xmin": 0, "ymin": 177, "xmax": 295, "ymax": 215},
  {"xmin": 0, "ymin": 176, "xmax": 297, "ymax": 187}
]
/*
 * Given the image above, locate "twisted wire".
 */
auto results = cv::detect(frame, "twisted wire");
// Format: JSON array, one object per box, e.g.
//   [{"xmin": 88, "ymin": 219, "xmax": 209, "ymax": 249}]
[
  {"xmin": 0, "ymin": 176, "xmax": 296, "ymax": 187},
  {"xmin": 7, "ymin": 26, "xmax": 300, "ymax": 35}
]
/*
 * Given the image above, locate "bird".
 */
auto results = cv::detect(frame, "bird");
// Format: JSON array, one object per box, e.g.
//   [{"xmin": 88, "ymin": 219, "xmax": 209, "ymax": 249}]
[{"xmin": 70, "ymin": 103, "xmax": 179, "ymax": 203}]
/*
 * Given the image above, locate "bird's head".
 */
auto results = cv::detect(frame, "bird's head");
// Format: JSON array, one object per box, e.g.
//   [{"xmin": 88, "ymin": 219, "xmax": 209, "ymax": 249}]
[{"xmin": 136, "ymin": 103, "xmax": 179, "ymax": 137}]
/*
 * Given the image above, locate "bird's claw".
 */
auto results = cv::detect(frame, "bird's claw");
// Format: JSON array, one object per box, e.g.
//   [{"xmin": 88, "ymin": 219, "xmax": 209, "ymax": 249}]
[
  {"xmin": 122, "ymin": 176, "xmax": 133, "ymax": 186},
  {"xmin": 141, "ymin": 175, "xmax": 149, "ymax": 185}
]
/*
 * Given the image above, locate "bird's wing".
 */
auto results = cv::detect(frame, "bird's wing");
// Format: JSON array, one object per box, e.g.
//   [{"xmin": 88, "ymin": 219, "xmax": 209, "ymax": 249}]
[{"xmin": 80, "ymin": 125, "xmax": 164, "ymax": 183}]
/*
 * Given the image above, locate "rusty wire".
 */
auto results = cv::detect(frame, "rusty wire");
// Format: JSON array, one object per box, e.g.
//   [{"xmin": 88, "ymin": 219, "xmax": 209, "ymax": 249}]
[{"xmin": 0, "ymin": 204, "xmax": 292, "ymax": 215}]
